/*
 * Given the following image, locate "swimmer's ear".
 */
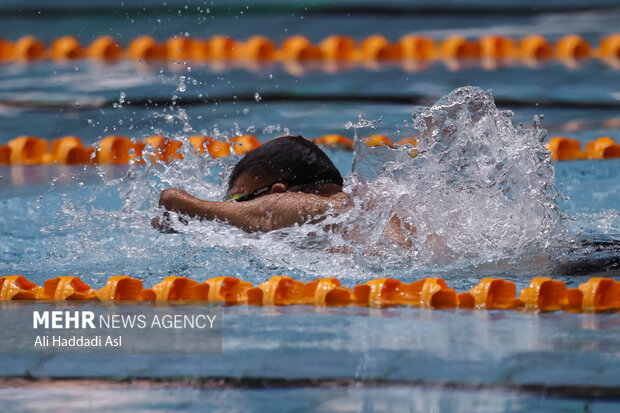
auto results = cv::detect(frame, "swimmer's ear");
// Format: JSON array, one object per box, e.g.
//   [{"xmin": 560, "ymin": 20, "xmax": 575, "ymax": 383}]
[{"xmin": 271, "ymin": 183, "xmax": 288, "ymax": 193}]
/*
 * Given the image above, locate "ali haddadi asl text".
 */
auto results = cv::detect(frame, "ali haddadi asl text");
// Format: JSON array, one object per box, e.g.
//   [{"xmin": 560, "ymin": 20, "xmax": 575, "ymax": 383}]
[{"xmin": 34, "ymin": 335, "xmax": 122, "ymax": 348}]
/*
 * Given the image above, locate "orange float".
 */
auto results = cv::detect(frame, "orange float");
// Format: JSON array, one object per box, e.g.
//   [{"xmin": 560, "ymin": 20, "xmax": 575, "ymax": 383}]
[
  {"xmin": 186, "ymin": 38, "xmax": 210, "ymax": 61},
  {"xmin": 166, "ymin": 36, "xmax": 195, "ymax": 62},
  {"xmin": 562, "ymin": 288, "xmax": 585, "ymax": 313},
  {"xmin": 67, "ymin": 146, "xmax": 95, "ymax": 164},
  {"xmin": 314, "ymin": 134, "xmax": 354, "ymax": 151},
  {"xmin": 12, "ymin": 36, "xmax": 45, "ymax": 61},
  {"xmin": 441, "ymin": 36, "xmax": 481, "ymax": 59},
  {"xmin": 585, "ymin": 137, "xmax": 619, "ymax": 159},
  {"xmin": 520, "ymin": 35, "xmax": 553, "ymax": 60},
  {"xmin": 88, "ymin": 36, "xmax": 121, "ymax": 60},
  {"xmin": 143, "ymin": 135, "xmax": 184, "ymax": 163},
  {"xmin": 128, "ymin": 36, "xmax": 166, "ymax": 61},
  {"xmin": 458, "ymin": 278, "xmax": 523, "ymax": 310},
  {"xmin": 546, "ymin": 137, "xmax": 583, "ymax": 161},
  {"xmin": 188, "ymin": 135, "xmax": 212, "ymax": 154},
  {"xmin": 51, "ymin": 36, "xmax": 85, "ymax": 60},
  {"xmin": 598, "ymin": 34, "xmax": 620, "ymax": 59},
  {"xmin": 48, "ymin": 136, "xmax": 94, "ymax": 164},
  {"xmin": 189, "ymin": 135, "xmax": 208, "ymax": 153},
  {"xmin": 207, "ymin": 139, "xmax": 232, "ymax": 158},
  {"xmin": 319, "ymin": 35, "xmax": 356, "ymax": 60},
  {"xmin": 188, "ymin": 136, "xmax": 231, "ymax": 158},
  {"xmin": 279, "ymin": 35, "xmax": 322, "ymax": 60},
  {"xmin": 353, "ymin": 278, "xmax": 416, "ymax": 307},
  {"xmin": 41, "ymin": 276, "xmax": 97, "ymax": 300},
  {"xmin": 6, "ymin": 136, "xmax": 48, "ymax": 165},
  {"xmin": 96, "ymin": 276, "xmax": 144, "ymax": 300},
  {"xmin": 304, "ymin": 278, "xmax": 352, "ymax": 306},
  {"xmin": 577, "ymin": 277, "xmax": 620, "ymax": 312},
  {"xmin": 519, "ymin": 278, "xmax": 569, "ymax": 312},
  {"xmin": 208, "ymin": 36, "xmax": 237, "ymax": 60},
  {"xmin": 409, "ymin": 278, "xmax": 458, "ymax": 308},
  {"xmin": 95, "ymin": 136, "xmax": 135, "ymax": 164},
  {"xmin": 247, "ymin": 276, "xmax": 310, "ymax": 306},
  {"xmin": 359, "ymin": 35, "xmax": 402, "ymax": 61},
  {"xmin": 399, "ymin": 35, "xmax": 435, "ymax": 60},
  {"xmin": 0, "ymin": 275, "xmax": 39, "ymax": 300},
  {"xmin": 205, "ymin": 276, "xmax": 253, "ymax": 304},
  {"xmin": 187, "ymin": 137, "xmax": 233, "ymax": 159},
  {"xmin": 236, "ymin": 35, "xmax": 275, "ymax": 60},
  {"xmin": 480, "ymin": 35, "xmax": 515, "ymax": 59},
  {"xmin": 143, "ymin": 276, "xmax": 210, "ymax": 300},
  {"xmin": 362, "ymin": 134, "xmax": 394, "ymax": 148},
  {"xmin": 556, "ymin": 35, "xmax": 591, "ymax": 60},
  {"xmin": 230, "ymin": 135, "xmax": 261, "ymax": 155}
]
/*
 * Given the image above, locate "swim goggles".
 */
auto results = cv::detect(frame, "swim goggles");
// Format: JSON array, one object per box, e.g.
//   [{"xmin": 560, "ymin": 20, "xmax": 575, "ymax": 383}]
[{"xmin": 226, "ymin": 185, "xmax": 272, "ymax": 202}]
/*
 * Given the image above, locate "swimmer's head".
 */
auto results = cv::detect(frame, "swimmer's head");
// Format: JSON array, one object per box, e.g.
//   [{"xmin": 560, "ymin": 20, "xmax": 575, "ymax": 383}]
[{"xmin": 226, "ymin": 135, "xmax": 343, "ymax": 201}]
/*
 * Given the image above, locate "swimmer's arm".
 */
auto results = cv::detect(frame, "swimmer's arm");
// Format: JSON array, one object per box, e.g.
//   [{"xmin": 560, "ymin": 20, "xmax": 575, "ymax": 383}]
[{"xmin": 153, "ymin": 188, "xmax": 346, "ymax": 232}]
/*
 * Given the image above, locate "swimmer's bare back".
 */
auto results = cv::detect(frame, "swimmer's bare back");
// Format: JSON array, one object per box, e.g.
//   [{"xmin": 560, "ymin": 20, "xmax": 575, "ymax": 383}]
[{"xmin": 152, "ymin": 187, "xmax": 348, "ymax": 233}]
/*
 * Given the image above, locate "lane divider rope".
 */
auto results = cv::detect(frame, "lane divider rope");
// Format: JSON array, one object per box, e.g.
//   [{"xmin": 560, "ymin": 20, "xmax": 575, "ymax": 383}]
[
  {"xmin": 546, "ymin": 136, "xmax": 620, "ymax": 161},
  {"xmin": 0, "ymin": 34, "xmax": 618, "ymax": 68},
  {"xmin": 0, "ymin": 134, "xmax": 618, "ymax": 166},
  {"xmin": 1, "ymin": 275, "xmax": 618, "ymax": 313}
]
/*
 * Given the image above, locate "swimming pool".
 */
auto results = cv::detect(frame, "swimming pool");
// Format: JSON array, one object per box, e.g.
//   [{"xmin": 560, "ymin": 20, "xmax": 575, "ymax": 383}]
[{"xmin": 1, "ymin": 1, "xmax": 619, "ymax": 411}]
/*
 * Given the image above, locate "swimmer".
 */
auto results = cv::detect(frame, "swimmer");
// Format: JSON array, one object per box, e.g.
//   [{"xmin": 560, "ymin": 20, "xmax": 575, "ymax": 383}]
[{"xmin": 152, "ymin": 135, "xmax": 348, "ymax": 232}]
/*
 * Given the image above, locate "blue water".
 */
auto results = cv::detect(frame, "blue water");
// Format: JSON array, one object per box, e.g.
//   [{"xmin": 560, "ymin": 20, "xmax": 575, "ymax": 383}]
[
  {"xmin": 3, "ymin": 385, "xmax": 619, "ymax": 413},
  {"xmin": 1, "ymin": 1, "xmax": 619, "ymax": 412}
]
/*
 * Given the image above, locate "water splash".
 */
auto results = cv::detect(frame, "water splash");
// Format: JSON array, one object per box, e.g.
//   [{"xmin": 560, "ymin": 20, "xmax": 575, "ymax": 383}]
[
  {"xmin": 344, "ymin": 114, "xmax": 382, "ymax": 140},
  {"xmin": 340, "ymin": 86, "xmax": 563, "ymax": 270}
]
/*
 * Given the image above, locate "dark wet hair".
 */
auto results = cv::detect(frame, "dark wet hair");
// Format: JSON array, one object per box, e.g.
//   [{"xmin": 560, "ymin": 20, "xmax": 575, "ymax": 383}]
[{"xmin": 227, "ymin": 135, "xmax": 343, "ymax": 193}]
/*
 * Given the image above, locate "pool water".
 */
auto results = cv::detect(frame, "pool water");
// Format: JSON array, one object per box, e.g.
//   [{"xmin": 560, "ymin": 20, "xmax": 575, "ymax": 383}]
[{"xmin": 1, "ymin": 1, "xmax": 619, "ymax": 412}]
